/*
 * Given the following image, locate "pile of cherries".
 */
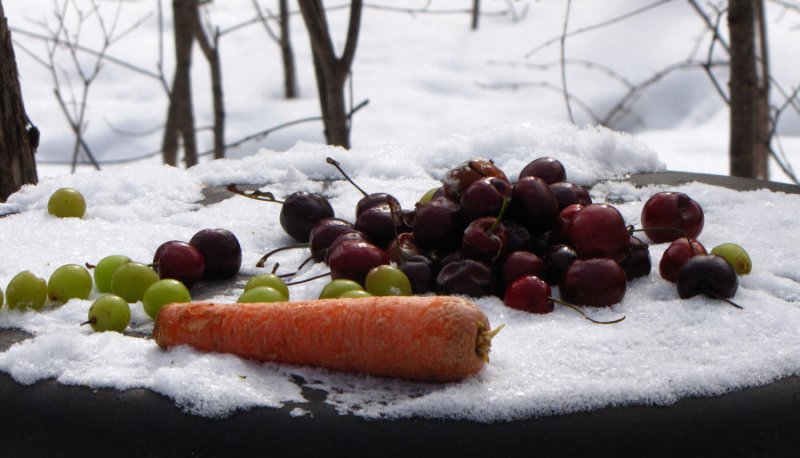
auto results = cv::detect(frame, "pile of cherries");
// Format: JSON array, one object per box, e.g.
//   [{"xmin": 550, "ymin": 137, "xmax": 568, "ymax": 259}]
[{"xmin": 247, "ymin": 155, "xmax": 749, "ymax": 318}]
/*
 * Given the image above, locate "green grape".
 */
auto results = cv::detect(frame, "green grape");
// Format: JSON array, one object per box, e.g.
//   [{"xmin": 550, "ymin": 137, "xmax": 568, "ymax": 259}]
[
  {"xmin": 110, "ymin": 262, "xmax": 159, "ymax": 303},
  {"xmin": 417, "ymin": 187, "xmax": 440, "ymax": 206},
  {"xmin": 0, "ymin": 286, "xmax": 4, "ymax": 307},
  {"xmin": 142, "ymin": 279, "xmax": 191, "ymax": 319},
  {"xmin": 87, "ymin": 294, "xmax": 131, "ymax": 332},
  {"xmin": 238, "ymin": 286, "xmax": 286, "ymax": 303},
  {"xmin": 5, "ymin": 271, "xmax": 48, "ymax": 311},
  {"xmin": 93, "ymin": 255, "xmax": 132, "ymax": 293},
  {"xmin": 338, "ymin": 289, "xmax": 373, "ymax": 299},
  {"xmin": 319, "ymin": 279, "xmax": 364, "ymax": 299},
  {"xmin": 364, "ymin": 265, "xmax": 412, "ymax": 296},
  {"xmin": 48, "ymin": 187, "xmax": 86, "ymax": 218},
  {"xmin": 711, "ymin": 243, "xmax": 752, "ymax": 275},
  {"xmin": 47, "ymin": 264, "xmax": 93, "ymax": 304},
  {"xmin": 244, "ymin": 273, "xmax": 289, "ymax": 300}
]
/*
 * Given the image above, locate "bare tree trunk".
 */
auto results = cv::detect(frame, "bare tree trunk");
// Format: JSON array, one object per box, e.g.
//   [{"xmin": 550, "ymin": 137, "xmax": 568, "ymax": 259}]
[
  {"xmin": 298, "ymin": 0, "xmax": 363, "ymax": 149},
  {"xmin": 0, "ymin": 0, "xmax": 38, "ymax": 202},
  {"xmin": 279, "ymin": 0, "xmax": 298, "ymax": 99},
  {"xmin": 728, "ymin": 0, "xmax": 769, "ymax": 179},
  {"xmin": 194, "ymin": 15, "xmax": 225, "ymax": 160},
  {"xmin": 162, "ymin": 0, "xmax": 198, "ymax": 167},
  {"xmin": 472, "ymin": 0, "xmax": 480, "ymax": 30}
]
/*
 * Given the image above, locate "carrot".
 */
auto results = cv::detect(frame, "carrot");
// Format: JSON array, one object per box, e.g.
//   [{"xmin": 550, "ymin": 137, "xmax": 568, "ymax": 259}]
[{"xmin": 153, "ymin": 295, "xmax": 501, "ymax": 382}]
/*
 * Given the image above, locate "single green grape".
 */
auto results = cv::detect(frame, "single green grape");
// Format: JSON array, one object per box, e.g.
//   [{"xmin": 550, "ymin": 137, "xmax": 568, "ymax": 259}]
[
  {"xmin": 48, "ymin": 187, "xmax": 86, "ymax": 218},
  {"xmin": 244, "ymin": 273, "xmax": 289, "ymax": 300},
  {"xmin": 417, "ymin": 187, "xmax": 440, "ymax": 206},
  {"xmin": 710, "ymin": 243, "xmax": 752, "ymax": 275},
  {"xmin": 48, "ymin": 264, "xmax": 93, "ymax": 304},
  {"xmin": 93, "ymin": 255, "xmax": 132, "ymax": 293},
  {"xmin": 142, "ymin": 279, "xmax": 191, "ymax": 319},
  {"xmin": 110, "ymin": 262, "xmax": 159, "ymax": 303},
  {"xmin": 5, "ymin": 271, "xmax": 48, "ymax": 311},
  {"xmin": 87, "ymin": 294, "xmax": 131, "ymax": 332},
  {"xmin": 338, "ymin": 289, "xmax": 373, "ymax": 299},
  {"xmin": 319, "ymin": 279, "xmax": 364, "ymax": 299},
  {"xmin": 364, "ymin": 265, "xmax": 412, "ymax": 296},
  {"xmin": 238, "ymin": 286, "xmax": 286, "ymax": 303}
]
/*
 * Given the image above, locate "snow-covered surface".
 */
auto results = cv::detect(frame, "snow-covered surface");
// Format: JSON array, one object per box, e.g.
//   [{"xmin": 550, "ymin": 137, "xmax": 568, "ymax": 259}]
[{"xmin": 2, "ymin": 123, "xmax": 800, "ymax": 421}]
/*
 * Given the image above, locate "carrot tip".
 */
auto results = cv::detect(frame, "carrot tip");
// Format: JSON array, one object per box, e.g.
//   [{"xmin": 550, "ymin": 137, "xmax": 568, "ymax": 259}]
[{"xmin": 477, "ymin": 323, "xmax": 504, "ymax": 363}]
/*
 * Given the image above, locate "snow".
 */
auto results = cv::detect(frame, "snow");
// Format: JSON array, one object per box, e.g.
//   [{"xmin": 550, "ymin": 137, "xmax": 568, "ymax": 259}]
[
  {"xmin": 2, "ymin": 123, "xmax": 800, "ymax": 421},
  {"xmin": 2, "ymin": 0, "xmax": 800, "ymax": 421}
]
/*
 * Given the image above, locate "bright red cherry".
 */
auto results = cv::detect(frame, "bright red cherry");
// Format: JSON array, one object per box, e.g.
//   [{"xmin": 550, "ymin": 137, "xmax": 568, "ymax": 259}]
[
  {"xmin": 504, "ymin": 275, "xmax": 554, "ymax": 314},
  {"xmin": 153, "ymin": 240, "xmax": 205, "ymax": 288},
  {"xmin": 641, "ymin": 191, "xmax": 704, "ymax": 243}
]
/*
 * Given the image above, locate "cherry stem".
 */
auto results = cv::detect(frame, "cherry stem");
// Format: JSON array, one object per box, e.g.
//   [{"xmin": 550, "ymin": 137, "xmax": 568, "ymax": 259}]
[
  {"xmin": 227, "ymin": 184, "xmax": 284, "ymax": 203},
  {"xmin": 706, "ymin": 290, "xmax": 744, "ymax": 309},
  {"xmin": 326, "ymin": 157, "xmax": 369, "ymax": 197},
  {"xmin": 285, "ymin": 271, "xmax": 332, "ymax": 286},
  {"xmin": 256, "ymin": 243, "xmax": 310, "ymax": 268},
  {"xmin": 488, "ymin": 196, "xmax": 511, "ymax": 234},
  {"xmin": 629, "ymin": 225, "xmax": 697, "ymax": 255},
  {"xmin": 549, "ymin": 296, "xmax": 626, "ymax": 324}
]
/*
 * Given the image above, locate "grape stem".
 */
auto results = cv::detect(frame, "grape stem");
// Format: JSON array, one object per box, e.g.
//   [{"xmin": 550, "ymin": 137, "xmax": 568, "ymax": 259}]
[
  {"xmin": 549, "ymin": 296, "xmax": 626, "ymax": 324},
  {"xmin": 227, "ymin": 184, "xmax": 284, "ymax": 203},
  {"xmin": 326, "ymin": 157, "xmax": 369, "ymax": 197},
  {"xmin": 256, "ymin": 243, "xmax": 310, "ymax": 268}
]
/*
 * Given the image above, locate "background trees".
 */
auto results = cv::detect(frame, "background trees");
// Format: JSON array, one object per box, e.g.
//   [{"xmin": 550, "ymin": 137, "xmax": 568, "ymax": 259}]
[{"xmin": 1, "ymin": 0, "xmax": 798, "ymax": 187}]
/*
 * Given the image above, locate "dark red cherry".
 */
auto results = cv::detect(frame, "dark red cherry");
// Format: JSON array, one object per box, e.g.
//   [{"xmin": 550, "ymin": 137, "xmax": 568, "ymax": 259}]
[
  {"xmin": 412, "ymin": 196, "xmax": 464, "ymax": 250},
  {"xmin": 549, "ymin": 182, "xmax": 592, "ymax": 211},
  {"xmin": 279, "ymin": 191, "xmax": 335, "ymax": 242},
  {"xmin": 659, "ymin": 238, "xmax": 707, "ymax": 283},
  {"xmin": 641, "ymin": 191, "xmax": 704, "ymax": 244},
  {"xmin": 355, "ymin": 204, "xmax": 403, "ymax": 250},
  {"xmin": 559, "ymin": 258, "xmax": 627, "ymax": 307},
  {"xmin": 189, "ymin": 228, "xmax": 242, "ymax": 280},
  {"xmin": 510, "ymin": 176, "xmax": 559, "ymax": 235},
  {"xmin": 153, "ymin": 240, "xmax": 205, "ymax": 288},
  {"xmin": 385, "ymin": 232, "xmax": 424, "ymax": 264},
  {"xmin": 327, "ymin": 240, "xmax": 390, "ymax": 285},
  {"xmin": 309, "ymin": 218, "xmax": 358, "ymax": 263},
  {"xmin": 504, "ymin": 275, "xmax": 554, "ymax": 314},
  {"xmin": 568, "ymin": 204, "xmax": 631, "ymax": 264},
  {"xmin": 461, "ymin": 217, "xmax": 507, "ymax": 265},
  {"xmin": 442, "ymin": 158, "xmax": 508, "ymax": 199},
  {"xmin": 518, "ymin": 157, "xmax": 566, "ymax": 184},
  {"xmin": 544, "ymin": 243, "xmax": 578, "ymax": 284},
  {"xmin": 435, "ymin": 258, "xmax": 495, "ymax": 297},
  {"xmin": 677, "ymin": 254, "xmax": 738, "ymax": 300},
  {"xmin": 460, "ymin": 177, "xmax": 512, "ymax": 221},
  {"xmin": 620, "ymin": 235, "xmax": 652, "ymax": 281},
  {"xmin": 500, "ymin": 251, "xmax": 545, "ymax": 290},
  {"xmin": 549, "ymin": 203, "xmax": 584, "ymax": 245},
  {"xmin": 399, "ymin": 254, "xmax": 435, "ymax": 294}
]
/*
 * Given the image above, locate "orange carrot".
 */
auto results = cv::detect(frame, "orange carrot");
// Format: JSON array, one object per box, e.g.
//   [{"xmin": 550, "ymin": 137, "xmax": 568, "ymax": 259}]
[{"xmin": 153, "ymin": 296, "xmax": 500, "ymax": 382}]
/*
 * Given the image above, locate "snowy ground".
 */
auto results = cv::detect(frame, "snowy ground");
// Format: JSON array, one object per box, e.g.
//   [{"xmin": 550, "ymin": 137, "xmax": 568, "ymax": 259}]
[
  {"xmin": 2, "ymin": 1, "xmax": 800, "ymax": 421},
  {"xmin": 2, "ymin": 124, "xmax": 800, "ymax": 421}
]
